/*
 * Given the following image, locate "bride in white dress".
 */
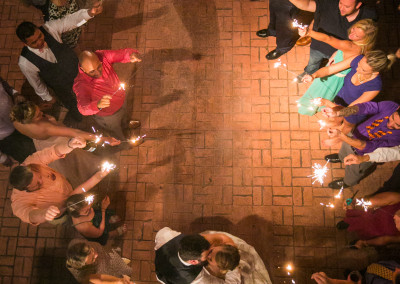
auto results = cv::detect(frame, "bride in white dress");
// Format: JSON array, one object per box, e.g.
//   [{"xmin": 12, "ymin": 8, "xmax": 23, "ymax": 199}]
[{"xmin": 195, "ymin": 231, "xmax": 272, "ymax": 284}]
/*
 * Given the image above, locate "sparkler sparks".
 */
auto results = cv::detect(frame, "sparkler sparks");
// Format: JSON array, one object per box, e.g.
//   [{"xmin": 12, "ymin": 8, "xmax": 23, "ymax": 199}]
[
  {"xmin": 130, "ymin": 134, "xmax": 146, "ymax": 144},
  {"xmin": 85, "ymin": 195, "xmax": 94, "ymax": 205},
  {"xmin": 308, "ymin": 161, "xmax": 330, "ymax": 185},
  {"xmin": 311, "ymin": 98, "xmax": 322, "ymax": 106},
  {"xmin": 334, "ymin": 187, "xmax": 343, "ymax": 199},
  {"xmin": 292, "ymin": 19, "xmax": 309, "ymax": 29},
  {"xmin": 318, "ymin": 120, "xmax": 327, "ymax": 130},
  {"xmin": 356, "ymin": 198, "xmax": 372, "ymax": 212},
  {"xmin": 320, "ymin": 202, "xmax": 335, "ymax": 208},
  {"xmin": 101, "ymin": 161, "xmax": 116, "ymax": 172}
]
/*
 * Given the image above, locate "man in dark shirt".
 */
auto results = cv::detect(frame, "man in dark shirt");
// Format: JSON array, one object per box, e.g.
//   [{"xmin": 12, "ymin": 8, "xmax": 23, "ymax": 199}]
[{"xmin": 289, "ymin": 0, "xmax": 377, "ymax": 80}]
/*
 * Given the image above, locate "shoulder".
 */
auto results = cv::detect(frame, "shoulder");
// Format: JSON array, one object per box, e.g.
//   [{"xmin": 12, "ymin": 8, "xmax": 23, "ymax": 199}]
[
  {"xmin": 316, "ymin": 0, "xmax": 338, "ymax": 11},
  {"xmin": 360, "ymin": 5, "xmax": 378, "ymax": 21},
  {"xmin": 351, "ymin": 54, "xmax": 363, "ymax": 66}
]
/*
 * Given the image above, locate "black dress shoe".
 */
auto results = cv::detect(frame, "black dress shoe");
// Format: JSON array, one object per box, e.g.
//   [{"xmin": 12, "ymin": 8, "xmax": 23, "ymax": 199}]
[
  {"xmin": 328, "ymin": 179, "xmax": 350, "ymax": 189},
  {"xmin": 256, "ymin": 29, "xmax": 271, "ymax": 38},
  {"xmin": 336, "ymin": 220, "xmax": 349, "ymax": 230},
  {"xmin": 325, "ymin": 153, "xmax": 341, "ymax": 163},
  {"xmin": 266, "ymin": 49, "xmax": 284, "ymax": 60}
]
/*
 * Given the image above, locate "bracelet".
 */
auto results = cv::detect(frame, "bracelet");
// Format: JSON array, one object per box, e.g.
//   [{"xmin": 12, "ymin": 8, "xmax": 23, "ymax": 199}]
[{"xmin": 67, "ymin": 138, "xmax": 74, "ymax": 149}]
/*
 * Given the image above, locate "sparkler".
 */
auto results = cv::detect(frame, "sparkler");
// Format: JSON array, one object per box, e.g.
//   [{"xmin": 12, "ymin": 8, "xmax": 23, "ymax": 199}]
[
  {"xmin": 101, "ymin": 161, "xmax": 116, "ymax": 172},
  {"xmin": 318, "ymin": 120, "xmax": 327, "ymax": 130},
  {"xmin": 273, "ymin": 59, "xmax": 299, "ymax": 77},
  {"xmin": 320, "ymin": 202, "xmax": 335, "ymax": 208},
  {"xmin": 334, "ymin": 187, "xmax": 343, "ymax": 199},
  {"xmin": 355, "ymin": 198, "xmax": 372, "ymax": 212},
  {"xmin": 64, "ymin": 194, "xmax": 96, "ymax": 209},
  {"xmin": 311, "ymin": 98, "xmax": 322, "ymax": 106},
  {"xmin": 111, "ymin": 82, "xmax": 127, "ymax": 97},
  {"xmin": 121, "ymin": 134, "xmax": 147, "ymax": 144},
  {"xmin": 292, "ymin": 19, "xmax": 309, "ymax": 29},
  {"xmin": 308, "ymin": 161, "xmax": 330, "ymax": 185}
]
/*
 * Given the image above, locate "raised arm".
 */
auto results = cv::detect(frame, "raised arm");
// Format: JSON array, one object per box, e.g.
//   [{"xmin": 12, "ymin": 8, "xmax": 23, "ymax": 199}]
[
  {"xmin": 304, "ymin": 29, "xmax": 357, "ymax": 55},
  {"xmin": 288, "ymin": 0, "xmax": 316, "ymax": 12},
  {"xmin": 368, "ymin": 192, "xmax": 400, "ymax": 208},
  {"xmin": 312, "ymin": 55, "xmax": 355, "ymax": 79},
  {"xmin": 71, "ymin": 169, "xmax": 110, "ymax": 195},
  {"xmin": 355, "ymin": 235, "xmax": 400, "ymax": 248}
]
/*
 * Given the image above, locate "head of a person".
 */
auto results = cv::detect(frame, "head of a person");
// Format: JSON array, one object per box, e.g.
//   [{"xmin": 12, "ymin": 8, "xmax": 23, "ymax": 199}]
[
  {"xmin": 178, "ymin": 234, "xmax": 211, "ymax": 265},
  {"xmin": 10, "ymin": 102, "xmax": 43, "ymax": 124},
  {"xmin": 79, "ymin": 51, "xmax": 103, "ymax": 78},
  {"xmin": 9, "ymin": 164, "xmax": 43, "ymax": 191},
  {"xmin": 348, "ymin": 19, "xmax": 377, "ymax": 52},
  {"xmin": 66, "ymin": 242, "xmax": 98, "ymax": 269},
  {"xmin": 339, "ymin": 0, "xmax": 363, "ymax": 17},
  {"xmin": 357, "ymin": 50, "xmax": 397, "ymax": 76},
  {"xmin": 206, "ymin": 245, "xmax": 240, "ymax": 274},
  {"xmin": 66, "ymin": 194, "xmax": 93, "ymax": 218},
  {"xmin": 16, "ymin": 22, "xmax": 46, "ymax": 49}
]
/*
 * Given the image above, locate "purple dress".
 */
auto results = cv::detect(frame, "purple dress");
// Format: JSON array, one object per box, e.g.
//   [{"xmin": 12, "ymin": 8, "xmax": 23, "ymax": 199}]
[
  {"xmin": 334, "ymin": 55, "xmax": 382, "ymax": 124},
  {"xmin": 344, "ymin": 202, "xmax": 400, "ymax": 240}
]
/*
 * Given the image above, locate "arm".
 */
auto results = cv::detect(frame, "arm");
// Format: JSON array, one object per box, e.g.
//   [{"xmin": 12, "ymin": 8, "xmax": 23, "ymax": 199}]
[
  {"xmin": 356, "ymin": 235, "xmax": 400, "ymax": 248},
  {"xmin": 307, "ymin": 30, "xmax": 355, "ymax": 54},
  {"xmin": 312, "ymin": 56, "xmax": 355, "ymax": 79},
  {"xmin": 71, "ymin": 170, "xmax": 110, "ymax": 195},
  {"xmin": 18, "ymin": 58, "xmax": 53, "ymax": 101},
  {"xmin": 100, "ymin": 49, "xmax": 139, "ymax": 64},
  {"xmin": 348, "ymin": 90, "xmax": 380, "ymax": 106},
  {"xmin": 87, "ymin": 274, "xmax": 132, "ymax": 284},
  {"xmin": 28, "ymin": 205, "xmax": 60, "ymax": 224},
  {"xmin": 367, "ymin": 146, "xmax": 400, "ymax": 163},
  {"xmin": 288, "ymin": 0, "xmax": 316, "ymax": 12},
  {"xmin": 40, "ymin": 122, "xmax": 95, "ymax": 141},
  {"xmin": 368, "ymin": 192, "xmax": 400, "ymax": 207},
  {"xmin": 311, "ymin": 272, "xmax": 353, "ymax": 284},
  {"xmin": 74, "ymin": 83, "xmax": 102, "ymax": 116},
  {"xmin": 45, "ymin": 2, "xmax": 102, "ymax": 35},
  {"xmin": 339, "ymin": 132, "xmax": 366, "ymax": 150}
]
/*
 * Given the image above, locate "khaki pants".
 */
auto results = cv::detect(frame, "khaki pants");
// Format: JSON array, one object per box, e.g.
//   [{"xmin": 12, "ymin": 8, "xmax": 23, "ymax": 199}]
[{"xmin": 93, "ymin": 101, "xmax": 128, "ymax": 140}]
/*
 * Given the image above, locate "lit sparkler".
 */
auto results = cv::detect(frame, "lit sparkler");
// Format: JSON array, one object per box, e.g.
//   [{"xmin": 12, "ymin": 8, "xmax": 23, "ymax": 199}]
[
  {"xmin": 101, "ymin": 161, "xmax": 116, "ymax": 172},
  {"xmin": 311, "ymin": 98, "xmax": 322, "ymax": 106},
  {"xmin": 273, "ymin": 59, "xmax": 299, "ymax": 77},
  {"xmin": 130, "ymin": 134, "xmax": 146, "ymax": 144},
  {"xmin": 111, "ymin": 82, "xmax": 127, "ymax": 97},
  {"xmin": 308, "ymin": 161, "xmax": 330, "ymax": 185},
  {"xmin": 85, "ymin": 195, "xmax": 94, "ymax": 205},
  {"xmin": 318, "ymin": 120, "xmax": 327, "ymax": 130},
  {"xmin": 334, "ymin": 187, "xmax": 343, "ymax": 199},
  {"xmin": 292, "ymin": 19, "xmax": 309, "ymax": 29},
  {"xmin": 286, "ymin": 264, "xmax": 293, "ymax": 275},
  {"xmin": 356, "ymin": 198, "xmax": 372, "ymax": 212},
  {"xmin": 320, "ymin": 202, "xmax": 335, "ymax": 208}
]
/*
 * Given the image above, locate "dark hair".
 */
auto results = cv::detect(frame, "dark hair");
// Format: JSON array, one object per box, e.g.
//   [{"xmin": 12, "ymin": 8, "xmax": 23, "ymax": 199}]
[
  {"xmin": 178, "ymin": 235, "xmax": 210, "ymax": 261},
  {"xmin": 66, "ymin": 194, "xmax": 89, "ymax": 218},
  {"xmin": 66, "ymin": 242, "xmax": 92, "ymax": 269},
  {"xmin": 10, "ymin": 101, "xmax": 37, "ymax": 124},
  {"xmin": 16, "ymin": 22, "xmax": 38, "ymax": 43},
  {"xmin": 9, "ymin": 165, "xmax": 33, "ymax": 190},
  {"xmin": 395, "ymin": 272, "xmax": 400, "ymax": 284},
  {"xmin": 215, "ymin": 245, "xmax": 240, "ymax": 272}
]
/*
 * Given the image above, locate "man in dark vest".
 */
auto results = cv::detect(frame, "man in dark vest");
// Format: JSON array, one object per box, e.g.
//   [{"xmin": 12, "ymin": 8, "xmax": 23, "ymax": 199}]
[
  {"xmin": 16, "ymin": 1, "xmax": 103, "ymax": 121},
  {"xmin": 154, "ymin": 227, "xmax": 211, "ymax": 284}
]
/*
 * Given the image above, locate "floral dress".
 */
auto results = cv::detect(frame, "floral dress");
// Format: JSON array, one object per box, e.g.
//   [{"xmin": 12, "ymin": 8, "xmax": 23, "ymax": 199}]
[{"xmin": 48, "ymin": 0, "xmax": 81, "ymax": 48}]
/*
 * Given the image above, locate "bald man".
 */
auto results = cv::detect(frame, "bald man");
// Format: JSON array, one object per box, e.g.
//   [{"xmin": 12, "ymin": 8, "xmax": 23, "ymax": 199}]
[{"xmin": 73, "ymin": 49, "xmax": 141, "ymax": 140}]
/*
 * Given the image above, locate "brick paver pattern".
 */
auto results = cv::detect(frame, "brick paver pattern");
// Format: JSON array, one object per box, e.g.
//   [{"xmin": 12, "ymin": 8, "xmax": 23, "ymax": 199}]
[{"xmin": 0, "ymin": 0, "xmax": 399, "ymax": 283}]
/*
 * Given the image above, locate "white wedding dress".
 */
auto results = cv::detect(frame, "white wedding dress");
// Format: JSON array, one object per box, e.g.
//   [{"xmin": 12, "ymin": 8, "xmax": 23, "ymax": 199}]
[{"xmin": 195, "ymin": 231, "xmax": 272, "ymax": 284}]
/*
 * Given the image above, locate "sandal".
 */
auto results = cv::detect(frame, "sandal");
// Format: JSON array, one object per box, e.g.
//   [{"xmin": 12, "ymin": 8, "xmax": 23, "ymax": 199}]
[{"xmin": 109, "ymin": 215, "xmax": 121, "ymax": 224}]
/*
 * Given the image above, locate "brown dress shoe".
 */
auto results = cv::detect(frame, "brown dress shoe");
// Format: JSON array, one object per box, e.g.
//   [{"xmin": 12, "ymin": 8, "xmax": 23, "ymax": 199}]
[{"xmin": 296, "ymin": 36, "xmax": 311, "ymax": 46}]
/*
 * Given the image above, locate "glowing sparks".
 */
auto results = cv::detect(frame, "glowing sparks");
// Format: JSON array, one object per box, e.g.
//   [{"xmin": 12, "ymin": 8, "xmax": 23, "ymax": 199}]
[
  {"xmin": 85, "ymin": 195, "xmax": 94, "ymax": 205},
  {"xmin": 318, "ymin": 120, "xmax": 327, "ymax": 130},
  {"xmin": 94, "ymin": 134, "xmax": 103, "ymax": 144},
  {"xmin": 334, "ymin": 187, "xmax": 343, "ymax": 199},
  {"xmin": 311, "ymin": 98, "xmax": 322, "ymax": 106},
  {"xmin": 292, "ymin": 19, "xmax": 309, "ymax": 29},
  {"xmin": 293, "ymin": 78, "xmax": 298, "ymax": 82},
  {"xmin": 101, "ymin": 161, "xmax": 116, "ymax": 172},
  {"xmin": 286, "ymin": 264, "xmax": 293, "ymax": 271},
  {"xmin": 320, "ymin": 202, "xmax": 335, "ymax": 208},
  {"xmin": 356, "ymin": 198, "xmax": 372, "ymax": 212},
  {"xmin": 308, "ymin": 161, "xmax": 330, "ymax": 185},
  {"xmin": 274, "ymin": 60, "xmax": 282, "ymax": 68},
  {"xmin": 119, "ymin": 83, "xmax": 126, "ymax": 90},
  {"xmin": 130, "ymin": 134, "xmax": 146, "ymax": 144},
  {"xmin": 91, "ymin": 126, "xmax": 96, "ymax": 133}
]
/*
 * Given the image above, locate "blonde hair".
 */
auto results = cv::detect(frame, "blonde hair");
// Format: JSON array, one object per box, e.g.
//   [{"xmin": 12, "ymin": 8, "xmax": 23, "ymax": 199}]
[
  {"xmin": 348, "ymin": 19, "xmax": 378, "ymax": 54},
  {"xmin": 9, "ymin": 101, "xmax": 37, "ymax": 124},
  {"xmin": 365, "ymin": 50, "xmax": 397, "ymax": 72}
]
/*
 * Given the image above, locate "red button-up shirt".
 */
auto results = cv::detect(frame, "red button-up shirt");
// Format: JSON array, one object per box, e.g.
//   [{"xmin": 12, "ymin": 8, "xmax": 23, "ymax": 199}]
[{"xmin": 73, "ymin": 48, "xmax": 137, "ymax": 116}]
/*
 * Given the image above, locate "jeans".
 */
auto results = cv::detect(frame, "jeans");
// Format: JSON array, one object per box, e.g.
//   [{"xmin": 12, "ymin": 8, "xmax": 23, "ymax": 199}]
[{"xmin": 304, "ymin": 48, "xmax": 330, "ymax": 75}]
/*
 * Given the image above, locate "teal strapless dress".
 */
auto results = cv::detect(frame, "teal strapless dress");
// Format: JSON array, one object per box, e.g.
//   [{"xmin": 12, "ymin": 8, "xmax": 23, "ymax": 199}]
[{"xmin": 297, "ymin": 50, "xmax": 351, "ymax": 116}]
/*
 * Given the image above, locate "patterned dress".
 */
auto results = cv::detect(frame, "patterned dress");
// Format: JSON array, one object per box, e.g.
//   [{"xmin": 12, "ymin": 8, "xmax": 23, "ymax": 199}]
[
  {"xmin": 67, "ymin": 239, "xmax": 133, "ymax": 283},
  {"xmin": 48, "ymin": 0, "xmax": 82, "ymax": 48}
]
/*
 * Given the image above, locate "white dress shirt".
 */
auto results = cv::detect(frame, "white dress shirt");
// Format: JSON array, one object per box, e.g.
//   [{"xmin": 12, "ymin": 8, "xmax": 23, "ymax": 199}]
[
  {"xmin": 18, "ymin": 9, "xmax": 93, "ymax": 101},
  {"xmin": 155, "ymin": 227, "xmax": 241, "ymax": 284},
  {"xmin": 367, "ymin": 146, "xmax": 400, "ymax": 163}
]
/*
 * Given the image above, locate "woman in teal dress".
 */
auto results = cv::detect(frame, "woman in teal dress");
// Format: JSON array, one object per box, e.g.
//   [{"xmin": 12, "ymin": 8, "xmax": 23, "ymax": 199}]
[{"xmin": 297, "ymin": 19, "xmax": 377, "ymax": 116}]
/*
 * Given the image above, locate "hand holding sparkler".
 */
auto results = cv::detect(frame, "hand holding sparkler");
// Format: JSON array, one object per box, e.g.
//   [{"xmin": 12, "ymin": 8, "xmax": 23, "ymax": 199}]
[
  {"xmin": 298, "ymin": 27, "xmax": 309, "ymax": 37},
  {"xmin": 88, "ymin": 0, "xmax": 103, "ymax": 17},
  {"xmin": 321, "ymin": 107, "xmax": 337, "ymax": 118},
  {"xmin": 130, "ymin": 52, "xmax": 142, "ymax": 63},
  {"xmin": 311, "ymin": 272, "xmax": 331, "ymax": 284},
  {"xmin": 97, "ymin": 95, "xmax": 112, "ymax": 109},
  {"xmin": 302, "ymin": 74, "xmax": 314, "ymax": 83},
  {"xmin": 327, "ymin": 128, "xmax": 340, "ymax": 138},
  {"xmin": 101, "ymin": 137, "xmax": 121, "ymax": 146},
  {"xmin": 344, "ymin": 190, "xmax": 359, "ymax": 209},
  {"xmin": 67, "ymin": 137, "xmax": 87, "ymax": 149}
]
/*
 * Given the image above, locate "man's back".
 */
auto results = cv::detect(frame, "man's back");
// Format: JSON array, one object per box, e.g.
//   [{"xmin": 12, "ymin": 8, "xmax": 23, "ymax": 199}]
[{"xmin": 155, "ymin": 233, "xmax": 203, "ymax": 284}]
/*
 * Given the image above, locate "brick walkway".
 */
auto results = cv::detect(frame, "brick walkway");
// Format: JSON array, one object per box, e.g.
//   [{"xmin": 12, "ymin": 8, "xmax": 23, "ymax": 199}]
[{"xmin": 0, "ymin": 0, "xmax": 400, "ymax": 283}]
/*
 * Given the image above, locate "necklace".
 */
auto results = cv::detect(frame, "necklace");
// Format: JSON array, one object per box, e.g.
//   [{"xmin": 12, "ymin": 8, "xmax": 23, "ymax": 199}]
[{"xmin": 357, "ymin": 73, "xmax": 372, "ymax": 83}]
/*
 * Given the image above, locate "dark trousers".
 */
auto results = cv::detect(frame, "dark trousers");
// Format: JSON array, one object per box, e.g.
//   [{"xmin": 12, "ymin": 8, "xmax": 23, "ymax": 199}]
[
  {"xmin": 54, "ymin": 88, "xmax": 82, "ymax": 121},
  {"xmin": 0, "ymin": 130, "xmax": 36, "ymax": 163},
  {"xmin": 268, "ymin": 0, "xmax": 313, "ymax": 53}
]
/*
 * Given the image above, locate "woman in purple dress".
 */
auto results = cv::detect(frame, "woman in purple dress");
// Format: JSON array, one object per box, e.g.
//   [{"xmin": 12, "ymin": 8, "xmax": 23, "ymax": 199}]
[{"xmin": 337, "ymin": 192, "xmax": 400, "ymax": 249}]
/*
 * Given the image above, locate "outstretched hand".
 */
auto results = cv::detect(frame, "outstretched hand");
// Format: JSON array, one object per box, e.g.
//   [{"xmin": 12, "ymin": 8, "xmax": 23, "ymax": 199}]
[
  {"xmin": 298, "ymin": 27, "xmax": 309, "ymax": 37},
  {"xmin": 302, "ymin": 74, "xmax": 314, "ymax": 83},
  {"xmin": 321, "ymin": 107, "xmax": 337, "ymax": 118},
  {"xmin": 130, "ymin": 52, "xmax": 142, "ymax": 63},
  {"xmin": 88, "ymin": 0, "xmax": 103, "ymax": 17},
  {"xmin": 344, "ymin": 154, "xmax": 364, "ymax": 165},
  {"xmin": 103, "ymin": 137, "xmax": 121, "ymax": 146},
  {"xmin": 311, "ymin": 272, "xmax": 330, "ymax": 284},
  {"xmin": 69, "ymin": 137, "xmax": 87, "ymax": 149}
]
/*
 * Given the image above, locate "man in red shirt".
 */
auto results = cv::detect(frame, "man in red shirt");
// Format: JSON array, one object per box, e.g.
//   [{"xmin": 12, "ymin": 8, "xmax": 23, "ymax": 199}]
[{"xmin": 73, "ymin": 49, "xmax": 141, "ymax": 140}]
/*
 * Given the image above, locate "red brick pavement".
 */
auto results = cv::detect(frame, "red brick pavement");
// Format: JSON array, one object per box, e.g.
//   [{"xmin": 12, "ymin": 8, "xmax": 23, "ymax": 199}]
[{"xmin": 0, "ymin": 0, "xmax": 400, "ymax": 283}]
